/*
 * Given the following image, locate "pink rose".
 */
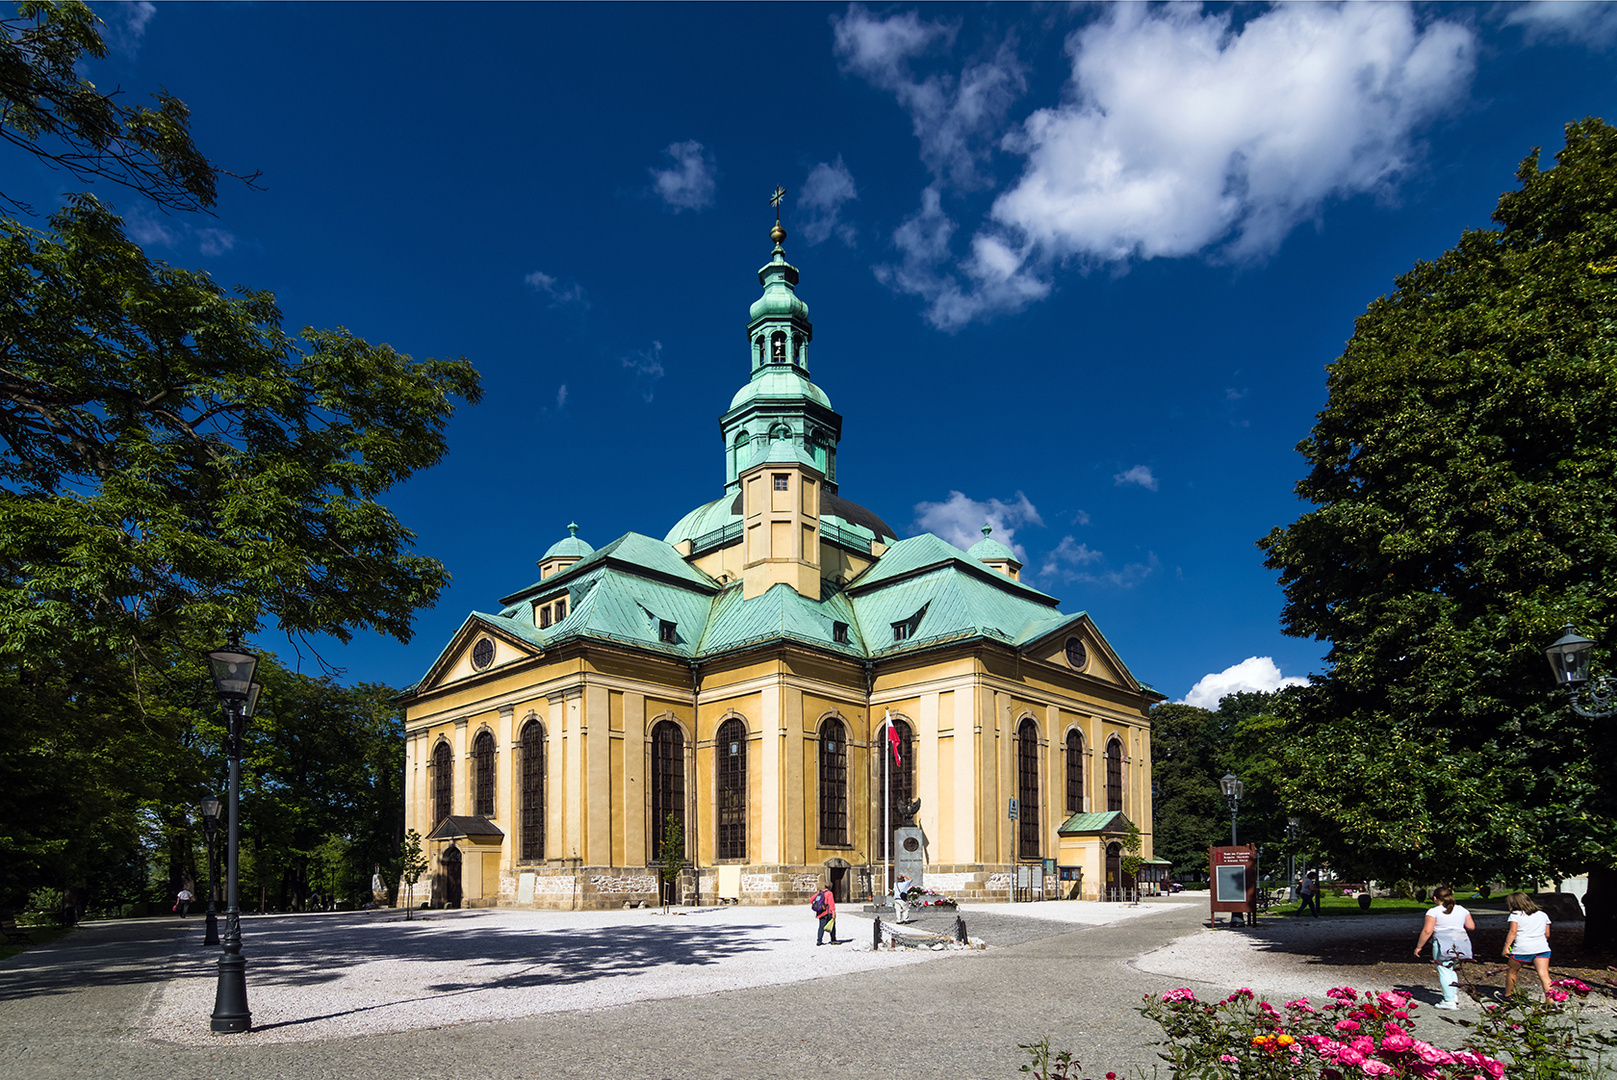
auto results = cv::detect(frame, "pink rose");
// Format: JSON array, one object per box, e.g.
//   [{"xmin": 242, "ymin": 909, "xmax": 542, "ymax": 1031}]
[
  {"xmin": 1335, "ymin": 1020, "xmax": 1361, "ymax": 1032},
  {"xmin": 1219, "ymin": 1055, "xmax": 1238, "ymax": 1064},
  {"xmin": 1360, "ymin": 1060, "xmax": 1396, "ymax": 1077},
  {"xmin": 1411, "ymin": 1041, "xmax": 1454, "ymax": 1066},
  {"xmin": 1547, "ymin": 989, "xmax": 1569, "ymax": 1003},
  {"xmin": 1160, "ymin": 988, "xmax": 1197, "ymax": 1003},
  {"xmin": 1379, "ymin": 1025, "xmax": 1414, "ymax": 1054}
]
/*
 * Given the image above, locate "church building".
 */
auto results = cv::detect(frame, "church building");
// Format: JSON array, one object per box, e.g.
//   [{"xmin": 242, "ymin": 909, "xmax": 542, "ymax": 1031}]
[{"xmin": 399, "ymin": 213, "xmax": 1163, "ymax": 909}]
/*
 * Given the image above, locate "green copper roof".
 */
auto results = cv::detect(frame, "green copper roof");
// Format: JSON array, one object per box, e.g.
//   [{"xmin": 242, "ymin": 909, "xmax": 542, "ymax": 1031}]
[
  {"xmin": 748, "ymin": 247, "xmax": 810, "ymax": 326},
  {"xmin": 728, "ymin": 368, "xmax": 832, "ymax": 411},
  {"xmin": 1057, "ymin": 811, "xmax": 1133, "ymax": 835},
  {"xmin": 966, "ymin": 525, "xmax": 1019, "ymax": 565},
  {"xmin": 542, "ymin": 522, "xmax": 593, "ymax": 561},
  {"xmin": 699, "ymin": 582, "xmax": 864, "ymax": 657}
]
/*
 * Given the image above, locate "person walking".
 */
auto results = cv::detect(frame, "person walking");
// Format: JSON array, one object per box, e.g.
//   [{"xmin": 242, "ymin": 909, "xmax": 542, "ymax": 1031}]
[
  {"xmin": 1413, "ymin": 885, "xmax": 1474, "ymax": 1009},
  {"xmin": 1502, "ymin": 892, "xmax": 1553, "ymax": 997},
  {"xmin": 893, "ymin": 874, "xmax": 913, "ymax": 924},
  {"xmin": 811, "ymin": 879, "xmax": 845, "ymax": 945},
  {"xmin": 175, "ymin": 888, "xmax": 193, "ymax": 917},
  {"xmin": 1295, "ymin": 871, "xmax": 1320, "ymax": 917}
]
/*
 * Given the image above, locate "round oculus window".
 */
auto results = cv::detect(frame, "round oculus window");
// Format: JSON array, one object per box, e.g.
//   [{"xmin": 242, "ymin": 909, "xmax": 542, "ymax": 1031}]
[
  {"xmin": 1064, "ymin": 636, "xmax": 1088, "ymax": 670},
  {"xmin": 471, "ymin": 638, "xmax": 495, "ymax": 670}
]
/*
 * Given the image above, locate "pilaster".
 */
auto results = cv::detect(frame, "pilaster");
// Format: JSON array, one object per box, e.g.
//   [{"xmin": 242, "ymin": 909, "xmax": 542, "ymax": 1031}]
[
  {"xmin": 759, "ymin": 680, "xmax": 782, "ymax": 864},
  {"xmin": 586, "ymin": 684, "xmax": 610, "ymax": 864},
  {"xmin": 623, "ymin": 692, "xmax": 646, "ymax": 864},
  {"xmin": 453, "ymin": 718, "xmax": 470, "ymax": 816}
]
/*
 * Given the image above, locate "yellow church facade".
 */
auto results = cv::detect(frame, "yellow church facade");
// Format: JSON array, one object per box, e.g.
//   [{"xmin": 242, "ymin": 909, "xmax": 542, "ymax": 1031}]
[{"xmin": 399, "ymin": 220, "xmax": 1162, "ymax": 909}]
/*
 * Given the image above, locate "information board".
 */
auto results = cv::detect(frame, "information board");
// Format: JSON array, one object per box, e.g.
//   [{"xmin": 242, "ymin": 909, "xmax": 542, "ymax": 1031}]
[{"xmin": 1208, "ymin": 845, "xmax": 1258, "ymax": 919}]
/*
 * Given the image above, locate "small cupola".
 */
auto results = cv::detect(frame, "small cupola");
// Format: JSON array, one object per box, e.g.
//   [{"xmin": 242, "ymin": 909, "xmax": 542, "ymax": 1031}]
[
  {"xmin": 966, "ymin": 524, "xmax": 1022, "ymax": 581},
  {"xmin": 538, "ymin": 522, "xmax": 593, "ymax": 580}
]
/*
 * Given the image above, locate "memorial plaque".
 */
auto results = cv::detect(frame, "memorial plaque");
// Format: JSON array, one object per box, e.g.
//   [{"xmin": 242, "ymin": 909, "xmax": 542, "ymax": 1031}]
[{"xmin": 894, "ymin": 826, "xmax": 925, "ymax": 889}]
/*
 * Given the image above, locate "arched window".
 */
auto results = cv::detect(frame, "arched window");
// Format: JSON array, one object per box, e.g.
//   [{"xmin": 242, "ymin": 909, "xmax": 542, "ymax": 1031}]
[
  {"xmin": 1106, "ymin": 738, "xmax": 1124, "ymax": 812},
  {"xmin": 818, "ymin": 717, "xmax": 847, "ymax": 846},
  {"xmin": 716, "ymin": 717, "xmax": 747, "ymax": 860},
  {"xmin": 1017, "ymin": 719, "xmax": 1040, "ymax": 859},
  {"xmin": 882, "ymin": 716, "xmax": 915, "ymax": 828},
  {"xmin": 651, "ymin": 720, "xmax": 686, "ymax": 854},
  {"xmin": 472, "ymin": 729, "xmax": 495, "ymax": 817},
  {"xmin": 432, "ymin": 739, "xmax": 453, "ymax": 827},
  {"xmin": 1065, "ymin": 730, "xmax": 1084, "ymax": 814},
  {"xmin": 770, "ymin": 331, "xmax": 787, "ymax": 363},
  {"xmin": 520, "ymin": 720, "xmax": 545, "ymax": 860}
]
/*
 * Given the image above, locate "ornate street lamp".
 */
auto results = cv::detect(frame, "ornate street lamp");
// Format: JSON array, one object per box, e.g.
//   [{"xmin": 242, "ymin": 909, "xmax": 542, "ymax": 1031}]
[
  {"xmin": 200, "ymin": 795, "xmax": 221, "ymax": 947},
  {"xmin": 1286, "ymin": 816, "xmax": 1302, "ymax": 901},
  {"xmin": 206, "ymin": 636, "xmax": 260, "ymax": 1034},
  {"xmin": 1220, "ymin": 771, "xmax": 1244, "ymax": 846},
  {"xmin": 1544, "ymin": 623, "xmax": 1617, "ymax": 717}
]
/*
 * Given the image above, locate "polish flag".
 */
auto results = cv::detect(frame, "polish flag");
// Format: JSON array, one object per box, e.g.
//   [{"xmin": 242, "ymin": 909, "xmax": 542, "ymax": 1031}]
[{"xmin": 886, "ymin": 711, "xmax": 902, "ymax": 767}]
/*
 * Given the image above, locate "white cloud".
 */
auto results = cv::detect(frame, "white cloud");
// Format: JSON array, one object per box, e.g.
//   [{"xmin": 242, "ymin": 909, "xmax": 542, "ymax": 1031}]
[
  {"xmin": 833, "ymin": 4, "xmax": 1024, "ymax": 190},
  {"xmin": 125, "ymin": 211, "xmax": 177, "ymax": 248},
  {"xmin": 1040, "ymin": 536, "xmax": 1104, "ymax": 581},
  {"xmin": 1505, "ymin": 1, "xmax": 1617, "ymax": 47},
  {"xmin": 649, "ymin": 141, "xmax": 717, "ymax": 212},
  {"xmin": 1180, "ymin": 656, "xmax": 1308, "ymax": 709},
  {"xmin": 1113, "ymin": 464, "xmax": 1158, "ymax": 491},
  {"xmin": 123, "ymin": 210, "xmax": 235, "ymax": 257},
  {"xmin": 622, "ymin": 341, "xmax": 665, "ymax": 402},
  {"xmin": 197, "ymin": 228, "xmax": 235, "ymax": 256},
  {"xmin": 799, "ymin": 158, "xmax": 859, "ymax": 246},
  {"xmin": 104, "ymin": 1, "xmax": 156, "ymax": 56},
  {"xmin": 555, "ymin": 384, "xmax": 568, "ymax": 411},
  {"xmin": 913, "ymin": 489, "xmax": 1042, "ymax": 560},
  {"xmin": 854, "ymin": 2, "xmax": 1477, "ymax": 328},
  {"xmin": 525, "ymin": 270, "xmax": 588, "ymax": 308}
]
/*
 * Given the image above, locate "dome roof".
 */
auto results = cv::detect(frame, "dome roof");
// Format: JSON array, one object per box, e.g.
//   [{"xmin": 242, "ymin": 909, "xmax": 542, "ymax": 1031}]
[
  {"xmin": 966, "ymin": 525, "xmax": 1019, "ymax": 564},
  {"xmin": 728, "ymin": 368, "xmax": 832, "ymax": 412},
  {"xmin": 543, "ymin": 523, "xmax": 593, "ymax": 561}
]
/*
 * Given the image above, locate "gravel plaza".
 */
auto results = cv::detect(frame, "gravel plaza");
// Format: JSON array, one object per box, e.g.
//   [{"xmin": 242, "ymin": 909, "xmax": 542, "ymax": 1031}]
[{"xmin": 0, "ymin": 895, "xmax": 1554, "ymax": 1080}]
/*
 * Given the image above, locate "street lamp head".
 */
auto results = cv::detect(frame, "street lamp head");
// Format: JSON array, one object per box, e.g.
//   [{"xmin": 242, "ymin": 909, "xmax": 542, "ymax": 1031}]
[
  {"xmin": 201, "ymin": 795, "xmax": 222, "ymax": 821},
  {"xmin": 1220, "ymin": 771, "xmax": 1242, "ymax": 804},
  {"xmin": 1545, "ymin": 623, "xmax": 1595, "ymax": 689},
  {"xmin": 207, "ymin": 639, "xmax": 259, "ymax": 702}
]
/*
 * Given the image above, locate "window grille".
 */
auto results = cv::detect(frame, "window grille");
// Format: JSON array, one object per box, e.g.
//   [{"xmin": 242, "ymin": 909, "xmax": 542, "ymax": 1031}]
[
  {"xmin": 521, "ymin": 721, "xmax": 545, "ymax": 860},
  {"xmin": 539, "ymin": 605, "xmax": 551, "ymax": 628},
  {"xmin": 892, "ymin": 621, "xmax": 910, "ymax": 642},
  {"xmin": 472, "ymin": 730, "xmax": 495, "ymax": 816},
  {"xmin": 556, "ymin": 598, "xmax": 566, "ymax": 620},
  {"xmin": 1106, "ymin": 739, "xmax": 1124, "ymax": 812},
  {"xmin": 716, "ymin": 718, "xmax": 747, "ymax": 860},
  {"xmin": 432, "ymin": 740, "xmax": 452, "ymax": 826},
  {"xmin": 1018, "ymin": 719, "xmax": 1040, "ymax": 859},
  {"xmin": 1066, "ymin": 730, "xmax": 1083, "ymax": 813},
  {"xmin": 773, "ymin": 473, "xmax": 789, "ymax": 491},
  {"xmin": 818, "ymin": 719, "xmax": 847, "ymax": 846},
  {"xmin": 651, "ymin": 720, "xmax": 685, "ymax": 852}
]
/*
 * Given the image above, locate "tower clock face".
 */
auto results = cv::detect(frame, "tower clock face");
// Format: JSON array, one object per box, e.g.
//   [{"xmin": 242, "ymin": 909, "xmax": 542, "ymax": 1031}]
[{"xmin": 1064, "ymin": 637, "xmax": 1087, "ymax": 670}]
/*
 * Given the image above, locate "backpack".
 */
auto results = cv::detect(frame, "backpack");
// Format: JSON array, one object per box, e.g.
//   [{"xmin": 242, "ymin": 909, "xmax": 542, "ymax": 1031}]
[{"xmin": 811, "ymin": 891, "xmax": 827, "ymax": 915}]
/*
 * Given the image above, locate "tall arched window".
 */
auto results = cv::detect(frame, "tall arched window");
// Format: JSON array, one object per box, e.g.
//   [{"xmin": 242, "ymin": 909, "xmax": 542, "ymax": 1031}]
[
  {"xmin": 651, "ymin": 720, "xmax": 686, "ymax": 853},
  {"xmin": 472, "ymin": 729, "xmax": 495, "ymax": 816},
  {"xmin": 883, "ymin": 717, "xmax": 915, "ymax": 828},
  {"xmin": 818, "ymin": 717, "xmax": 847, "ymax": 846},
  {"xmin": 1106, "ymin": 738, "xmax": 1124, "ymax": 812},
  {"xmin": 1017, "ymin": 719, "xmax": 1040, "ymax": 859},
  {"xmin": 432, "ymin": 739, "xmax": 453, "ymax": 827},
  {"xmin": 716, "ymin": 717, "xmax": 747, "ymax": 860},
  {"xmin": 1065, "ymin": 730, "xmax": 1084, "ymax": 814},
  {"xmin": 520, "ymin": 720, "xmax": 545, "ymax": 860}
]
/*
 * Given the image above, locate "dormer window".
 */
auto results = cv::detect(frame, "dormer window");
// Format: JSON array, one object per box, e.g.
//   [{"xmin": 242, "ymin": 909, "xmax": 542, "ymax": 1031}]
[
  {"xmin": 892, "ymin": 621, "xmax": 911, "ymax": 642},
  {"xmin": 538, "ymin": 605, "xmax": 551, "ymax": 629},
  {"xmin": 771, "ymin": 332, "xmax": 786, "ymax": 363},
  {"xmin": 555, "ymin": 598, "xmax": 567, "ymax": 620},
  {"xmin": 833, "ymin": 621, "xmax": 849, "ymax": 644},
  {"xmin": 659, "ymin": 620, "xmax": 677, "ymax": 643}
]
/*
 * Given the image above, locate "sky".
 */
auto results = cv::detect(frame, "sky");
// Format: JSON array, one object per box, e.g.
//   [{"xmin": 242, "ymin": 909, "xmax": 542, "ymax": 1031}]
[{"xmin": 10, "ymin": 1, "xmax": 1617, "ymax": 706}]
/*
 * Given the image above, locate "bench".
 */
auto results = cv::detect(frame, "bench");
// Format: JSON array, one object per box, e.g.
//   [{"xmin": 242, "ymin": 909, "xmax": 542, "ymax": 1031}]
[{"xmin": 1, "ymin": 917, "xmax": 35, "ymax": 945}]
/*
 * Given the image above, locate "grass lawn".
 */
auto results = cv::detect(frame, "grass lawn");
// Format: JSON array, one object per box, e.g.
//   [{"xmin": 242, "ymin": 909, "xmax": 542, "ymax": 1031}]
[
  {"xmin": 0, "ymin": 923, "xmax": 75, "ymax": 962},
  {"xmin": 1273, "ymin": 895, "xmax": 1501, "ymax": 917}
]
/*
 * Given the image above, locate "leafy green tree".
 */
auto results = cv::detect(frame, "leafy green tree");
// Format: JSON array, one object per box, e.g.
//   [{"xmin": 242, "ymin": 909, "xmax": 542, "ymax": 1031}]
[
  {"xmin": 399, "ymin": 829, "xmax": 427, "ymax": 920},
  {"xmin": 1148, "ymin": 703, "xmax": 1225, "ymax": 877},
  {"xmin": 0, "ymin": 1, "xmax": 253, "ymax": 212},
  {"xmin": 1259, "ymin": 118, "xmax": 1617, "ymax": 946},
  {"xmin": 657, "ymin": 813, "xmax": 685, "ymax": 910}
]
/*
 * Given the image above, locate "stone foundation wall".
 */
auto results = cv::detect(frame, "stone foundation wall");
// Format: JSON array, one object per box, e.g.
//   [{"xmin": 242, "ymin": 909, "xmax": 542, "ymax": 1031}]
[{"xmin": 500, "ymin": 866, "xmax": 662, "ymax": 911}]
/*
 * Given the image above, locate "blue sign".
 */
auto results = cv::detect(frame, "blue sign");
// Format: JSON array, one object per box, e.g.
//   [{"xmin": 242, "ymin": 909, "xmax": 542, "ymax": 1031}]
[{"xmin": 1008, "ymin": 798, "xmax": 1019, "ymax": 820}]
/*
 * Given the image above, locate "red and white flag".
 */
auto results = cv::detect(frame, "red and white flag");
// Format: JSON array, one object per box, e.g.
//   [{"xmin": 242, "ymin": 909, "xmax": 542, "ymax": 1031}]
[{"xmin": 886, "ymin": 710, "xmax": 902, "ymax": 767}]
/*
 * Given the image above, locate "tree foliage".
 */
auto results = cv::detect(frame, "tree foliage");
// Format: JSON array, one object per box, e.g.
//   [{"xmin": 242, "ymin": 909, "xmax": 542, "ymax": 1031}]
[
  {"xmin": 1259, "ymin": 119, "xmax": 1617, "ymax": 895},
  {"xmin": 0, "ymin": 1, "xmax": 250, "ymax": 212}
]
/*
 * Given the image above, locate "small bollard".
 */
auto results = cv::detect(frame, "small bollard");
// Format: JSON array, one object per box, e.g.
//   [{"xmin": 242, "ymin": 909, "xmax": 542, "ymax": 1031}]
[
  {"xmin": 955, "ymin": 914, "xmax": 967, "ymax": 944},
  {"xmin": 873, "ymin": 915, "xmax": 882, "ymax": 950}
]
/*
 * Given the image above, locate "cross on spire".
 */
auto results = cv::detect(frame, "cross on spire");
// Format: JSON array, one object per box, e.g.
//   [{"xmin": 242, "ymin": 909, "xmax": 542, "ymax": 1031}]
[{"xmin": 769, "ymin": 186, "xmax": 788, "ymax": 246}]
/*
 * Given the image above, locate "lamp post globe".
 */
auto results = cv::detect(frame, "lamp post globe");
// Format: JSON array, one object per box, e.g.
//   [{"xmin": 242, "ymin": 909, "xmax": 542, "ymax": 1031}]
[
  {"xmin": 1544, "ymin": 623, "xmax": 1617, "ymax": 718},
  {"xmin": 200, "ymin": 796, "xmax": 221, "ymax": 947},
  {"xmin": 205, "ymin": 634, "xmax": 260, "ymax": 1035},
  {"xmin": 1220, "ymin": 772, "xmax": 1243, "ymax": 846}
]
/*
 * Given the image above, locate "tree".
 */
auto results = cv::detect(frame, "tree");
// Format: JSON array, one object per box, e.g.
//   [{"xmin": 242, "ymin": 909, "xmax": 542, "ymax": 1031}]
[
  {"xmin": 1148, "ymin": 703, "xmax": 1225, "ymax": 878},
  {"xmin": 0, "ymin": 1, "xmax": 254, "ymax": 212},
  {"xmin": 399, "ymin": 829, "xmax": 427, "ymax": 920},
  {"xmin": 1259, "ymin": 118, "xmax": 1617, "ymax": 946},
  {"xmin": 656, "ymin": 813, "xmax": 685, "ymax": 910}
]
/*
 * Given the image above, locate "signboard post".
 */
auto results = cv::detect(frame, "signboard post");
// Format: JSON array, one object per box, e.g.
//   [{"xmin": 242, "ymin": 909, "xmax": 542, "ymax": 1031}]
[
  {"xmin": 1007, "ymin": 800, "xmax": 1019, "ymax": 903},
  {"xmin": 1208, "ymin": 845, "xmax": 1258, "ymax": 926}
]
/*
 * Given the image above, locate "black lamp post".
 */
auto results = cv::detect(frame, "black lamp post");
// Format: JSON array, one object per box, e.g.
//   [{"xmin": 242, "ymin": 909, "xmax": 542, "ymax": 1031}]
[
  {"xmin": 1544, "ymin": 623, "xmax": 1617, "ymax": 717},
  {"xmin": 201, "ymin": 795, "xmax": 221, "ymax": 947},
  {"xmin": 206, "ymin": 636, "xmax": 260, "ymax": 1034},
  {"xmin": 1286, "ymin": 816, "xmax": 1301, "ymax": 901},
  {"xmin": 1220, "ymin": 771, "xmax": 1244, "ymax": 846}
]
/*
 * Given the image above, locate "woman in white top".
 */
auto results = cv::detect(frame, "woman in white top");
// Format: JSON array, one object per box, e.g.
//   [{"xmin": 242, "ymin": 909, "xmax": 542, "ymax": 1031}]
[
  {"xmin": 1413, "ymin": 885, "xmax": 1474, "ymax": 1009},
  {"xmin": 1502, "ymin": 891, "xmax": 1553, "ymax": 997}
]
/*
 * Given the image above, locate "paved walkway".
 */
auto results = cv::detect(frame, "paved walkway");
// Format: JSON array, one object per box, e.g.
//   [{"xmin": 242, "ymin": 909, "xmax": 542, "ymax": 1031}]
[{"xmin": 0, "ymin": 897, "xmax": 1414, "ymax": 1080}]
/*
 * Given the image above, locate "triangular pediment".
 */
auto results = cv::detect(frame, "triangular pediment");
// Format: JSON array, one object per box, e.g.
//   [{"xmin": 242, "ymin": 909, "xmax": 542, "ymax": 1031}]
[
  {"xmin": 415, "ymin": 614, "xmax": 540, "ymax": 693},
  {"xmin": 1024, "ymin": 615, "xmax": 1141, "ymax": 693}
]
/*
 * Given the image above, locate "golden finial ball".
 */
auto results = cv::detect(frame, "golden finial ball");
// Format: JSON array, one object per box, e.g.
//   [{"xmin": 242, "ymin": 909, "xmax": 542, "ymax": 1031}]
[{"xmin": 771, "ymin": 223, "xmax": 786, "ymax": 244}]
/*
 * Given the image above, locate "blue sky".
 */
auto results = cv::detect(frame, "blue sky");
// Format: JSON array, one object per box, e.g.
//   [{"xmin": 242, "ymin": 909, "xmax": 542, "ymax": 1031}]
[{"xmin": 15, "ymin": 2, "xmax": 1617, "ymax": 704}]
